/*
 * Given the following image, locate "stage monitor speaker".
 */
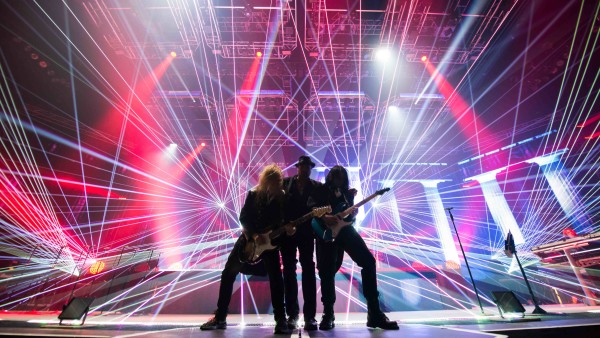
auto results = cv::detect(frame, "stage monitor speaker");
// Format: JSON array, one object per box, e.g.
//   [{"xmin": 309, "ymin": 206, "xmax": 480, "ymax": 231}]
[
  {"xmin": 491, "ymin": 291, "xmax": 525, "ymax": 316},
  {"xmin": 58, "ymin": 297, "xmax": 95, "ymax": 325}
]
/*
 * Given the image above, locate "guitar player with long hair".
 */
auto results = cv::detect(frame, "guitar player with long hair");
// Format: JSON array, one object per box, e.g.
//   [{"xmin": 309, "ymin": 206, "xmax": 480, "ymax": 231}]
[
  {"xmin": 309, "ymin": 165, "xmax": 399, "ymax": 330},
  {"xmin": 201, "ymin": 164, "xmax": 291, "ymax": 334}
]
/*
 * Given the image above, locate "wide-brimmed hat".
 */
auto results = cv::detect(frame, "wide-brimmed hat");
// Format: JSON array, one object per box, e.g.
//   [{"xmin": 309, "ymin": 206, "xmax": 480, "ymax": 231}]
[{"xmin": 294, "ymin": 155, "xmax": 316, "ymax": 168}]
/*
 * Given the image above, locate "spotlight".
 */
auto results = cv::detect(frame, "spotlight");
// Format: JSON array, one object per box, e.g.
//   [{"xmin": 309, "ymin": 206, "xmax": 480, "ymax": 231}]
[
  {"xmin": 374, "ymin": 47, "xmax": 391, "ymax": 62},
  {"xmin": 200, "ymin": 142, "xmax": 206, "ymax": 147},
  {"xmin": 89, "ymin": 261, "xmax": 105, "ymax": 275},
  {"xmin": 166, "ymin": 143, "xmax": 178, "ymax": 155},
  {"xmin": 256, "ymin": 51, "xmax": 263, "ymax": 57},
  {"xmin": 388, "ymin": 105, "xmax": 400, "ymax": 115},
  {"xmin": 170, "ymin": 51, "xmax": 177, "ymax": 57},
  {"xmin": 421, "ymin": 55, "xmax": 428, "ymax": 62}
]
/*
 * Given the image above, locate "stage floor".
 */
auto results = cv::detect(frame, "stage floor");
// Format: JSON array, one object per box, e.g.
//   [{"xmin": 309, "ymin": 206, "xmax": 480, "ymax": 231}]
[{"xmin": 1, "ymin": 304, "xmax": 599, "ymax": 337}]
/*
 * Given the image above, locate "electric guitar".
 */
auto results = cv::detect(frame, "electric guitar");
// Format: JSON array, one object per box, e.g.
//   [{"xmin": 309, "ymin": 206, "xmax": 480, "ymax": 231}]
[
  {"xmin": 239, "ymin": 206, "xmax": 331, "ymax": 264},
  {"xmin": 311, "ymin": 188, "xmax": 390, "ymax": 242}
]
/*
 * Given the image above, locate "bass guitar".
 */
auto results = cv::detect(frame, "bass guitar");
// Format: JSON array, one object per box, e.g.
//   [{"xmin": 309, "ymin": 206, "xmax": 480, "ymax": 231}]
[
  {"xmin": 239, "ymin": 206, "xmax": 331, "ymax": 264},
  {"xmin": 311, "ymin": 188, "xmax": 390, "ymax": 241}
]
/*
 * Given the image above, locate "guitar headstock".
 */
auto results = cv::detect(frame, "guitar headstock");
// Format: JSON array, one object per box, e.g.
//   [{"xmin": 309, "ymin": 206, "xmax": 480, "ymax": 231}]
[
  {"xmin": 376, "ymin": 187, "xmax": 391, "ymax": 195},
  {"xmin": 312, "ymin": 206, "xmax": 332, "ymax": 218}
]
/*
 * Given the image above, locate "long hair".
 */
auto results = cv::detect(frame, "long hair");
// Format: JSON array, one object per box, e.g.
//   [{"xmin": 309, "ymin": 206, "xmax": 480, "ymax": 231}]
[
  {"xmin": 255, "ymin": 164, "xmax": 284, "ymax": 204},
  {"xmin": 325, "ymin": 165, "xmax": 349, "ymax": 192}
]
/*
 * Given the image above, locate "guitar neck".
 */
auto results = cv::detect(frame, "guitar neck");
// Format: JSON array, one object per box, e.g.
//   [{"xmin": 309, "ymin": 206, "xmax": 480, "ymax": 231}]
[
  {"xmin": 291, "ymin": 212, "xmax": 314, "ymax": 225},
  {"xmin": 268, "ymin": 211, "xmax": 313, "ymax": 239},
  {"xmin": 339, "ymin": 192, "xmax": 381, "ymax": 217},
  {"xmin": 269, "ymin": 226, "xmax": 287, "ymax": 239}
]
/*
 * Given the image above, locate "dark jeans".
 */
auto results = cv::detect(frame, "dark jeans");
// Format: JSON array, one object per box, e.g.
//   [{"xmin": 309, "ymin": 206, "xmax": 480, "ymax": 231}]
[
  {"xmin": 280, "ymin": 225, "xmax": 317, "ymax": 319},
  {"xmin": 215, "ymin": 236, "xmax": 286, "ymax": 320},
  {"xmin": 316, "ymin": 226, "xmax": 380, "ymax": 314}
]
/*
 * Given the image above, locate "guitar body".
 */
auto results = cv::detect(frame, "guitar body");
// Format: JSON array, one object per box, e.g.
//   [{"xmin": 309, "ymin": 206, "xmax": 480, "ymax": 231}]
[
  {"xmin": 311, "ymin": 202, "xmax": 353, "ymax": 242},
  {"xmin": 311, "ymin": 187, "xmax": 390, "ymax": 242},
  {"xmin": 239, "ymin": 206, "xmax": 331, "ymax": 264},
  {"xmin": 240, "ymin": 231, "xmax": 278, "ymax": 264}
]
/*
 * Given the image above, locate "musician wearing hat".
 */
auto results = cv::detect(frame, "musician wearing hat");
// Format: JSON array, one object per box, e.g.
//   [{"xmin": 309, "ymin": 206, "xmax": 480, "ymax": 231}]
[{"xmin": 281, "ymin": 155, "xmax": 321, "ymax": 330}]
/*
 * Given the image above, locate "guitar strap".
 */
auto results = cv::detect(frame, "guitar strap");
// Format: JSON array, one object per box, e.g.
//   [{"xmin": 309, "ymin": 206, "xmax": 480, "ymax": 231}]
[{"xmin": 334, "ymin": 188, "xmax": 351, "ymax": 206}]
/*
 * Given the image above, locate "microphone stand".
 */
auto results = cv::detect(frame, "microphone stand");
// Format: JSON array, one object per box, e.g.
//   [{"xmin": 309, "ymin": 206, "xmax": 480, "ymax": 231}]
[
  {"xmin": 505, "ymin": 231, "xmax": 547, "ymax": 315},
  {"xmin": 446, "ymin": 207, "xmax": 485, "ymax": 315}
]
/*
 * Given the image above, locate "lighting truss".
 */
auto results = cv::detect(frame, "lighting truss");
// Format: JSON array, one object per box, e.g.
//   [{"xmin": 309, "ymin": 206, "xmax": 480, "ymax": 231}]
[
  {"xmin": 304, "ymin": 0, "xmax": 388, "ymax": 61},
  {"xmin": 83, "ymin": 0, "xmax": 202, "ymax": 59},
  {"xmin": 303, "ymin": 91, "xmax": 372, "ymax": 147},
  {"xmin": 304, "ymin": 0, "xmax": 514, "ymax": 63},
  {"xmin": 197, "ymin": 0, "xmax": 297, "ymax": 59}
]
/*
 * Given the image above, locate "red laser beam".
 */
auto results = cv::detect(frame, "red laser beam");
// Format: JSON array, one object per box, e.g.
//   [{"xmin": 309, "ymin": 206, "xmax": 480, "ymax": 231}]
[
  {"xmin": 92, "ymin": 55, "xmax": 175, "ymax": 255},
  {"xmin": 424, "ymin": 59, "xmax": 499, "ymax": 151},
  {"xmin": 221, "ymin": 55, "xmax": 263, "ymax": 162},
  {"xmin": 584, "ymin": 131, "xmax": 600, "ymax": 140},
  {"xmin": 577, "ymin": 112, "xmax": 600, "ymax": 128}
]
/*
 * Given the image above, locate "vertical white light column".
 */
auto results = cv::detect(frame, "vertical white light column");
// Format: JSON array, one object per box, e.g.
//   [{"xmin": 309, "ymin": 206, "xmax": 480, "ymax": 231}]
[
  {"xmin": 419, "ymin": 180, "xmax": 460, "ymax": 268},
  {"xmin": 526, "ymin": 149, "xmax": 590, "ymax": 232},
  {"xmin": 378, "ymin": 179, "xmax": 402, "ymax": 233},
  {"xmin": 468, "ymin": 169, "xmax": 525, "ymax": 245}
]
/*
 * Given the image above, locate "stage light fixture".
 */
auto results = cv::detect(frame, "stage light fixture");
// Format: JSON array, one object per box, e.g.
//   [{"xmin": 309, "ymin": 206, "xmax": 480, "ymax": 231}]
[
  {"xmin": 388, "ymin": 105, "xmax": 400, "ymax": 115},
  {"xmin": 421, "ymin": 55, "xmax": 428, "ymax": 62},
  {"xmin": 170, "ymin": 51, "xmax": 177, "ymax": 57},
  {"xmin": 89, "ymin": 261, "xmax": 105, "ymax": 275},
  {"xmin": 256, "ymin": 51, "xmax": 263, "ymax": 57},
  {"xmin": 165, "ymin": 143, "xmax": 178, "ymax": 157},
  {"xmin": 491, "ymin": 291, "xmax": 525, "ymax": 316},
  {"xmin": 375, "ymin": 47, "xmax": 391, "ymax": 62},
  {"xmin": 200, "ymin": 142, "xmax": 206, "ymax": 147},
  {"xmin": 58, "ymin": 297, "xmax": 95, "ymax": 325}
]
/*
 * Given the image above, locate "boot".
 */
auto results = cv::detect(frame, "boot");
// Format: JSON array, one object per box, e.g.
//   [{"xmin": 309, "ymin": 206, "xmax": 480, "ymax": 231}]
[
  {"xmin": 287, "ymin": 315, "xmax": 299, "ymax": 330},
  {"xmin": 200, "ymin": 313, "xmax": 227, "ymax": 330},
  {"xmin": 319, "ymin": 309, "xmax": 335, "ymax": 331},
  {"xmin": 366, "ymin": 311, "xmax": 399, "ymax": 330},
  {"xmin": 275, "ymin": 316, "xmax": 293, "ymax": 334},
  {"xmin": 304, "ymin": 317, "xmax": 318, "ymax": 331}
]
